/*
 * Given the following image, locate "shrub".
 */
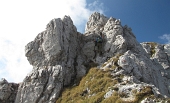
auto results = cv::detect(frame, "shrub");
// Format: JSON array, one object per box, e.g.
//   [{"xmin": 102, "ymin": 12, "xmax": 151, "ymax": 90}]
[{"xmin": 147, "ymin": 42, "xmax": 157, "ymax": 57}]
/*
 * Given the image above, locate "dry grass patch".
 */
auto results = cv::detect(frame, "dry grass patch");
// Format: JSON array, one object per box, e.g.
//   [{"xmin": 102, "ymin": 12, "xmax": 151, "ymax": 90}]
[
  {"xmin": 102, "ymin": 92, "xmax": 123, "ymax": 103},
  {"xmin": 132, "ymin": 86, "xmax": 154, "ymax": 103},
  {"xmin": 56, "ymin": 68, "xmax": 114, "ymax": 103}
]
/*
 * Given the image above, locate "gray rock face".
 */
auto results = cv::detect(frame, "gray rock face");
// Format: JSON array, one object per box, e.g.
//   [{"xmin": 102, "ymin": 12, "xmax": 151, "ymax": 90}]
[
  {"xmin": 15, "ymin": 66, "xmax": 63, "ymax": 103},
  {"xmin": 85, "ymin": 12, "xmax": 108, "ymax": 33},
  {"xmin": 118, "ymin": 50, "xmax": 170, "ymax": 97},
  {"xmin": 142, "ymin": 42, "xmax": 170, "ymax": 79},
  {"xmin": 103, "ymin": 17, "xmax": 126, "ymax": 57},
  {"xmin": 17, "ymin": 16, "xmax": 86, "ymax": 103},
  {"xmin": 140, "ymin": 42, "xmax": 170, "ymax": 97},
  {"xmin": 25, "ymin": 16, "xmax": 79, "ymax": 67},
  {"xmin": 1, "ymin": 12, "xmax": 170, "ymax": 102},
  {"xmin": 0, "ymin": 78, "xmax": 19, "ymax": 103}
]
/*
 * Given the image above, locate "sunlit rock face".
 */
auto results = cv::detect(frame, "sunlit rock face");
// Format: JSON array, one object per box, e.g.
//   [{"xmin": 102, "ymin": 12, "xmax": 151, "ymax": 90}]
[
  {"xmin": 17, "ymin": 16, "xmax": 85, "ymax": 103},
  {"xmin": 1, "ymin": 12, "xmax": 170, "ymax": 103}
]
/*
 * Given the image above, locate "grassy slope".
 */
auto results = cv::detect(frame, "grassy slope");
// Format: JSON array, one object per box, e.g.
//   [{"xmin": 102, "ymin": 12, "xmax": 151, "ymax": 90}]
[
  {"xmin": 56, "ymin": 68, "xmax": 115, "ymax": 103},
  {"xmin": 56, "ymin": 68, "xmax": 157, "ymax": 103},
  {"xmin": 56, "ymin": 54, "xmax": 170, "ymax": 103}
]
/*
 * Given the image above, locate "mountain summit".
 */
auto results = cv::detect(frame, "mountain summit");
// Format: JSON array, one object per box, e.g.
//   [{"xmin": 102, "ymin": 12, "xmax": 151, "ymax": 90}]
[{"xmin": 1, "ymin": 12, "xmax": 170, "ymax": 103}]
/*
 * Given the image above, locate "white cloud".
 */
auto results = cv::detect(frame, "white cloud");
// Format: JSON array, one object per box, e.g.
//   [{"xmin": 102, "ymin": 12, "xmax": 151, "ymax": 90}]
[
  {"xmin": 159, "ymin": 34, "xmax": 170, "ymax": 44},
  {"xmin": 0, "ymin": 0, "xmax": 104, "ymax": 83},
  {"xmin": 87, "ymin": 0, "xmax": 105, "ymax": 14}
]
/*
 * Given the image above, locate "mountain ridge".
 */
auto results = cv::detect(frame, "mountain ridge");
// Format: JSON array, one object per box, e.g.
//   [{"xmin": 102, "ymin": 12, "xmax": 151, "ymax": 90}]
[{"xmin": 0, "ymin": 12, "xmax": 170, "ymax": 103}]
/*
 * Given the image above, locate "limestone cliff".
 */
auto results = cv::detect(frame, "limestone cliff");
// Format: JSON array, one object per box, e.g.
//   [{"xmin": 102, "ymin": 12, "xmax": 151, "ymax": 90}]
[
  {"xmin": 0, "ymin": 78, "xmax": 19, "ymax": 103},
  {"xmin": 0, "ymin": 12, "xmax": 170, "ymax": 103}
]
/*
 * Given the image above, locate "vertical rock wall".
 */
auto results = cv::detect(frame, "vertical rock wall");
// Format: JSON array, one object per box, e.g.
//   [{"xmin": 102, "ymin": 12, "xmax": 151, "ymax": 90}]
[{"xmin": 16, "ymin": 16, "xmax": 85, "ymax": 103}]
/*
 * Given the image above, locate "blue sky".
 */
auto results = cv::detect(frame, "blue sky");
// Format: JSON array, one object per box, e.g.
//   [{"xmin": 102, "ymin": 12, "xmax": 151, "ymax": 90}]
[
  {"xmin": 87, "ymin": 0, "xmax": 170, "ymax": 43},
  {"xmin": 0, "ymin": 0, "xmax": 169, "ymax": 83}
]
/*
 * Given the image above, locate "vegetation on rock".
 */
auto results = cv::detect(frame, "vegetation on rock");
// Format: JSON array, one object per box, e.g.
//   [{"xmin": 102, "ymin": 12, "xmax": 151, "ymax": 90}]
[
  {"xmin": 147, "ymin": 42, "xmax": 157, "ymax": 57},
  {"xmin": 56, "ymin": 68, "xmax": 113, "ymax": 103},
  {"xmin": 56, "ymin": 57, "xmax": 170, "ymax": 103}
]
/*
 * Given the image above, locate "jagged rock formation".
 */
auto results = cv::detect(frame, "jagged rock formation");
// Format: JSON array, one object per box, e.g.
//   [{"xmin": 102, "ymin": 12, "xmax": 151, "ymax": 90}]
[
  {"xmin": 0, "ymin": 78, "xmax": 19, "ymax": 103},
  {"xmin": 1, "ymin": 12, "xmax": 170, "ymax": 103},
  {"xmin": 16, "ymin": 16, "xmax": 84, "ymax": 103}
]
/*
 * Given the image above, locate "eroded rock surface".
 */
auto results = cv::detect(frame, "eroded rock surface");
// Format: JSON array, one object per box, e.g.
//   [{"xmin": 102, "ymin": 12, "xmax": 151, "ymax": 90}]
[
  {"xmin": 15, "ymin": 66, "xmax": 63, "ymax": 103},
  {"xmin": 1, "ymin": 12, "xmax": 170, "ymax": 103},
  {"xmin": 0, "ymin": 78, "xmax": 19, "ymax": 103},
  {"xmin": 16, "ymin": 16, "xmax": 85, "ymax": 103},
  {"xmin": 118, "ymin": 50, "xmax": 170, "ymax": 97}
]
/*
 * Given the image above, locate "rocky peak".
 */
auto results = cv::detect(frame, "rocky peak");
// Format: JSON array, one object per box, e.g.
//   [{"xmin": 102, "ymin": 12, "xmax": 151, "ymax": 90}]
[
  {"xmin": 25, "ymin": 15, "xmax": 80, "ymax": 67},
  {"xmin": 85, "ymin": 12, "xmax": 108, "ymax": 33},
  {"xmin": 1, "ymin": 12, "xmax": 170, "ymax": 103}
]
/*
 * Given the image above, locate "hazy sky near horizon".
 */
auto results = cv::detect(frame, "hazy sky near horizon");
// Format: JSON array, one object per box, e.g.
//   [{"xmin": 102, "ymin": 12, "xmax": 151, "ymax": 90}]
[{"xmin": 0, "ymin": 0, "xmax": 170, "ymax": 83}]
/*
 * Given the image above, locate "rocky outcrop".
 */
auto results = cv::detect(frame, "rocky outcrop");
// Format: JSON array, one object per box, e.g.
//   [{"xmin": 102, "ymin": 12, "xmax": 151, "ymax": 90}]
[
  {"xmin": 85, "ymin": 13, "xmax": 170, "ymax": 98},
  {"xmin": 1, "ymin": 12, "xmax": 170, "ymax": 103},
  {"xmin": 0, "ymin": 78, "xmax": 19, "ymax": 103},
  {"xmin": 16, "ymin": 16, "xmax": 85, "ymax": 103},
  {"xmin": 140, "ymin": 42, "xmax": 170, "ymax": 97},
  {"xmin": 117, "ymin": 50, "xmax": 170, "ymax": 98},
  {"xmin": 15, "ymin": 66, "xmax": 63, "ymax": 103}
]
